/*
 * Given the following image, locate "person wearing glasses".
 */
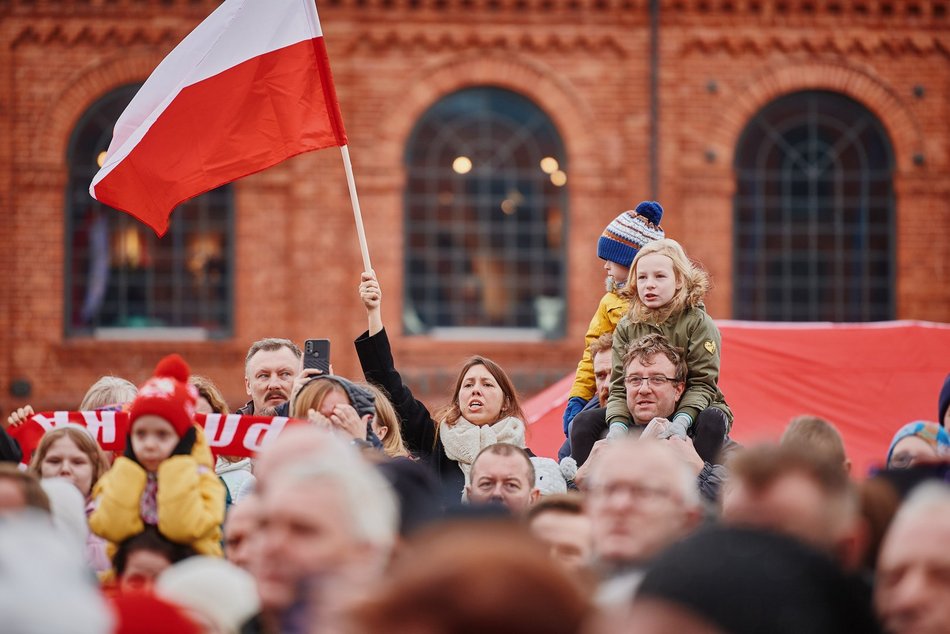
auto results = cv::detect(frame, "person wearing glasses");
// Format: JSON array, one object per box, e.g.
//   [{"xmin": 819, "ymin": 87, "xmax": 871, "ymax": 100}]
[
  {"xmin": 585, "ymin": 438, "xmax": 703, "ymax": 605},
  {"xmin": 571, "ymin": 334, "xmax": 730, "ymax": 504},
  {"xmin": 572, "ymin": 331, "xmax": 731, "ymax": 468}
]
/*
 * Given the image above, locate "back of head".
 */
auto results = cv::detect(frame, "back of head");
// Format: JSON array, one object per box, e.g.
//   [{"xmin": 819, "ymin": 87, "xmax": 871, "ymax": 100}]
[
  {"xmin": 781, "ymin": 415, "xmax": 848, "ymax": 471},
  {"xmin": 724, "ymin": 443, "xmax": 856, "ymax": 555},
  {"xmin": 79, "ymin": 375, "xmax": 138, "ymax": 410},
  {"xmin": 156, "ymin": 556, "xmax": 260, "ymax": 634},
  {"xmin": 350, "ymin": 522, "xmax": 591, "ymax": 634},
  {"xmin": 0, "ymin": 463, "xmax": 51, "ymax": 515},
  {"xmin": 634, "ymin": 526, "xmax": 879, "ymax": 634},
  {"xmin": 0, "ymin": 512, "xmax": 113, "ymax": 634},
  {"xmin": 375, "ymin": 458, "xmax": 442, "ymax": 536},
  {"xmin": 39, "ymin": 478, "xmax": 89, "ymax": 554}
]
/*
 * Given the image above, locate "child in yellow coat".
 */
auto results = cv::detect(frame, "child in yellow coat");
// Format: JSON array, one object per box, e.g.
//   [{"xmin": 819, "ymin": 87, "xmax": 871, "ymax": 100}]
[
  {"xmin": 89, "ymin": 354, "xmax": 226, "ymax": 559},
  {"xmin": 560, "ymin": 202, "xmax": 665, "ymax": 456}
]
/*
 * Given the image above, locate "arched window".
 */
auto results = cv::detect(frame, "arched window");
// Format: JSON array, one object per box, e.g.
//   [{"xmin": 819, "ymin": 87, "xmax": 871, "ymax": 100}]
[
  {"xmin": 733, "ymin": 91, "xmax": 895, "ymax": 321},
  {"xmin": 404, "ymin": 87, "xmax": 568, "ymax": 338},
  {"xmin": 65, "ymin": 84, "xmax": 233, "ymax": 338}
]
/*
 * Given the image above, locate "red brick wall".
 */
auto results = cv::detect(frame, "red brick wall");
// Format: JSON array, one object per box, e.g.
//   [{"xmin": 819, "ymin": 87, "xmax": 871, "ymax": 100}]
[{"xmin": 1, "ymin": 0, "xmax": 947, "ymax": 416}]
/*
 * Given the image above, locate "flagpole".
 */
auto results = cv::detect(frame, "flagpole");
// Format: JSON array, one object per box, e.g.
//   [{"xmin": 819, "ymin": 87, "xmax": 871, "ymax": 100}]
[{"xmin": 340, "ymin": 145, "xmax": 372, "ymax": 272}]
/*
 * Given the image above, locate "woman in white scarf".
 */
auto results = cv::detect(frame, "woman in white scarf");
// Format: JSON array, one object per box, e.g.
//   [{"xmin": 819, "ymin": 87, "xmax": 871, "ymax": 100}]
[{"xmin": 355, "ymin": 271, "xmax": 530, "ymax": 506}]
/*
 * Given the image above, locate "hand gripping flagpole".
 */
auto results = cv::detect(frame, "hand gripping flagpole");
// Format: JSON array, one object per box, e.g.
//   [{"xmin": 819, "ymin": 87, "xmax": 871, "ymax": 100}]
[{"xmin": 340, "ymin": 145, "xmax": 372, "ymax": 272}]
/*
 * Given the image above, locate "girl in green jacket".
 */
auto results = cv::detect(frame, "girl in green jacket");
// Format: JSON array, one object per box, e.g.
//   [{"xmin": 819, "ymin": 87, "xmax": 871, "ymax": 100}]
[{"xmin": 605, "ymin": 238, "xmax": 732, "ymax": 449}]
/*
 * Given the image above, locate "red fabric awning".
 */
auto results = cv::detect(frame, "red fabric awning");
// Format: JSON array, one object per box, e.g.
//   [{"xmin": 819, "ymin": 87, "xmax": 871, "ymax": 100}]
[{"xmin": 524, "ymin": 321, "xmax": 950, "ymax": 477}]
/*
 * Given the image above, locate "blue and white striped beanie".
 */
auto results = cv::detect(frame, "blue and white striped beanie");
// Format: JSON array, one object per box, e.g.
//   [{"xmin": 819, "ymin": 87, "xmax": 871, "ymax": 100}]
[{"xmin": 597, "ymin": 201, "xmax": 665, "ymax": 267}]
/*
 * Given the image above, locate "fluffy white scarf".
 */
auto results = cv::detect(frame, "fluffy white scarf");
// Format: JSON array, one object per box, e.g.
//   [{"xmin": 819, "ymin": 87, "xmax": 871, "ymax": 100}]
[{"xmin": 440, "ymin": 416, "xmax": 526, "ymax": 484}]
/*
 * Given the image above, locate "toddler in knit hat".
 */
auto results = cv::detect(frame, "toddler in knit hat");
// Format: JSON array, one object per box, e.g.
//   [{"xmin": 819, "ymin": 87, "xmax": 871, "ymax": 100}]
[
  {"xmin": 560, "ymin": 202, "xmax": 665, "ymax": 447},
  {"xmin": 89, "ymin": 354, "xmax": 226, "ymax": 560}
]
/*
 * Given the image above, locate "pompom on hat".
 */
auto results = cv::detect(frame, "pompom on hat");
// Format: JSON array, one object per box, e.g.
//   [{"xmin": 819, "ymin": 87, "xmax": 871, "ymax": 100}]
[
  {"xmin": 597, "ymin": 200, "xmax": 665, "ymax": 268},
  {"xmin": 128, "ymin": 354, "xmax": 198, "ymax": 438}
]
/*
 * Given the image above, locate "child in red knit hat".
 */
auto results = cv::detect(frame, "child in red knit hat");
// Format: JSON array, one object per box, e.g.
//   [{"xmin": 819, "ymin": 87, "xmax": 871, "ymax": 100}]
[{"xmin": 90, "ymin": 354, "xmax": 226, "ymax": 561}]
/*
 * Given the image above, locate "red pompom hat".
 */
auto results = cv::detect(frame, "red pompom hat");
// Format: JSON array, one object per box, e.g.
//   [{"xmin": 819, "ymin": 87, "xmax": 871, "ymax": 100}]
[{"xmin": 128, "ymin": 354, "xmax": 198, "ymax": 438}]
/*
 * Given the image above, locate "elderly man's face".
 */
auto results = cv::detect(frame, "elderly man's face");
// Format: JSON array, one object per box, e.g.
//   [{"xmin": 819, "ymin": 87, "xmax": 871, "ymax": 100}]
[
  {"xmin": 245, "ymin": 347, "xmax": 300, "ymax": 414},
  {"xmin": 875, "ymin": 504, "xmax": 950, "ymax": 634},
  {"xmin": 587, "ymin": 443, "xmax": 696, "ymax": 566},
  {"xmin": 256, "ymin": 479, "xmax": 362, "ymax": 611},
  {"xmin": 624, "ymin": 353, "xmax": 684, "ymax": 426},
  {"xmin": 466, "ymin": 452, "xmax": 539, "ymax": 514}
]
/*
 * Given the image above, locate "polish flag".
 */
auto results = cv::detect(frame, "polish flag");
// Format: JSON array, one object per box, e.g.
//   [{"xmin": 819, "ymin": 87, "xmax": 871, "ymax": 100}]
[{"xmin": 90, "ymin": 0, "xmax": 347, "ymax": 237}]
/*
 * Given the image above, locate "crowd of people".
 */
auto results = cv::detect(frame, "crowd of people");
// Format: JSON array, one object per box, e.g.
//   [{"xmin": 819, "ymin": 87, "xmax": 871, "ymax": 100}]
[{"xmin": 0, "ymin": 201, "xmax": 948, "ymax": 634}]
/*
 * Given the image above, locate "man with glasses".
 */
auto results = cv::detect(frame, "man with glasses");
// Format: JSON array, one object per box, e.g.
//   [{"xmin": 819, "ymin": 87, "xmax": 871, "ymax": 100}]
[
  {"xmin": 586, "ymin": 438, "xmax": 703, "ymax": 605},
  {"xmin": 572, "ymin": 333, "xmax": 730, "ymax": 465}
]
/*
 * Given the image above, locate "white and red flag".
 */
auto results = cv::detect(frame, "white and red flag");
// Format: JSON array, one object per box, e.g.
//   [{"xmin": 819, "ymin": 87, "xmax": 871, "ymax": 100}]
[
  {"xmin": 10, "ymin": 410, "xmax": 306, "ymax": 464},
  {"xmin": 89, "ymin": 0, "xmax": 347, "ymax": 236}
]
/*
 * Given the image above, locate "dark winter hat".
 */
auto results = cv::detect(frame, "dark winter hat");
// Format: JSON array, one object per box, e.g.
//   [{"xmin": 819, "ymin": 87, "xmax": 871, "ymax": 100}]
[
  {"xmin": 376, "ymin": 457, "xmax": 443, "ymax": 536},
  {"xmin": 300, "ymin": 375, "xmax": 376, "ymax": 418},
  {"xmin": 597, "ymin": 200, "xmax": 665, "ymax": 268},
  {"xmin": 129, "ymin": 354, "xmax": 198, "ymax": 438},
  {"xmin": 636, "ymin": 526, "xmax": 881, "ymax": 634},
  {"xmin": 938, "ymin": 373, "xmax": 950, "ymax": 427}
]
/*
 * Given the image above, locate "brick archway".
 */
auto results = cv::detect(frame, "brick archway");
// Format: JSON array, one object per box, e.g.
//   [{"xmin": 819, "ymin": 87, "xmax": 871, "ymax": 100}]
[
  {"xmin": 40, "ymin": 51, "xmax": 164, "ymax": 168},
  {"xmin": 373, "ymin": 49, "xmax": 604, "ymax": 182},
  {"xmin": 709, "ymin": 60, "xmax": 924, "ymax": 174}
]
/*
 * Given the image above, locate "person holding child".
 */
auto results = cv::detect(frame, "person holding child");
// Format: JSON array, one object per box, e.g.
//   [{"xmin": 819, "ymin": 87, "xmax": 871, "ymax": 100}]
[
  {"xmin": 571, "ymin": 238, "xmax": 732, "ymax": 465},
  {"xmin": 89, "ymin": 354, "xmax": 226, "ymax": 559},
  {"xmin": 561, "ymin": 201, "xmax": 665, "ymax": 456}
]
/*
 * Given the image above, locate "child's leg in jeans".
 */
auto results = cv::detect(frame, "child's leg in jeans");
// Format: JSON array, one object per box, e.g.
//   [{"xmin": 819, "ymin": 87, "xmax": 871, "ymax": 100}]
[
  {"xmin": 569, "ymin": 407, "xmax": 608, "ymax": 466},
  {"xmin": 689, "ymin": 408, "xmax": 729, "ymax": 464}
]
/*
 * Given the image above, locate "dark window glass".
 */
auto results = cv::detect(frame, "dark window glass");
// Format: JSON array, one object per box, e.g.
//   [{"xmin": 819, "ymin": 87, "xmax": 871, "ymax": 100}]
[
  {"xmin": 65, "ymin": 84, "xmax": 233, "ymax": 338},
  {"xmin": 733, "ymin": 91, "xmax": 895, "ymax": 321},
  {"xmin": 403, "ymin": 87, "xmax": 568, "ymax": 337}
]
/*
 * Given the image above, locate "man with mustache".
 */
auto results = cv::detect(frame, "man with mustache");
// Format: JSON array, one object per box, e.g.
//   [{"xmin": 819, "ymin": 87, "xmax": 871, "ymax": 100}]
[{"xmin": 238, "ymin": 338, "xmax": 303, "ymax": 416}]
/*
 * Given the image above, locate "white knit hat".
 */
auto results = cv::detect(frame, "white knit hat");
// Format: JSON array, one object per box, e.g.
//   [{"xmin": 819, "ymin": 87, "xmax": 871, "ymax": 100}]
[{"xmin": 156, "ymin": 556, "xmax": 260, "ymax": 634}]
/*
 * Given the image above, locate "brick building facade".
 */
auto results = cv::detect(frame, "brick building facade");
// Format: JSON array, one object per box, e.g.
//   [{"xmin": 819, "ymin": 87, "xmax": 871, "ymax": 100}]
[{"xmin": 1, "ymin": 0, "xmax": 948, "ymax": 414}]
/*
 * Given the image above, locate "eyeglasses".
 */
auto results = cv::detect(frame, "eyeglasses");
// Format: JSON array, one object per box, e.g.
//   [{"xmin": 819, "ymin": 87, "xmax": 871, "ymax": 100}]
[
  {"xmin": 624, "ymin": 375, "xmax": 681, "ymax": 388},
  {"xmin": 590, "ymin": 481, "xmax": 679, "ymax": 504}
]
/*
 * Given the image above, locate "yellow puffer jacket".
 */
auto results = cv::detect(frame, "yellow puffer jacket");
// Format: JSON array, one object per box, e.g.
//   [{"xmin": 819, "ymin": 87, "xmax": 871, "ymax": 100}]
[
  {"xmin": 568, "ymin": 291, "xmax": 630, "ymax": 401},
  {"xmin": 89, "ymin": 425, "xmax": 226, "ymax": 559}
]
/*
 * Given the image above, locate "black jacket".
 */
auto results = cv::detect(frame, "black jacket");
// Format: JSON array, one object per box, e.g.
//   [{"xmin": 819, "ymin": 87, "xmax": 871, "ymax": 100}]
[
  {"xmin": 0, "ymin": 427, "xmax": 22, "ymax": 464},
  {"xmin": 355, "ymin": 328, "xmax": 467, "ymax": 507}
]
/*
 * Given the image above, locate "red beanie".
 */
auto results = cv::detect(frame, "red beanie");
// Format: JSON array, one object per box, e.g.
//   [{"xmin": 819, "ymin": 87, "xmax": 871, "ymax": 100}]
[
  {"xmin": 129, "ymin": 354, "xmax": 198, "ymax": 438},
  {"xmin": 110, "ymin": 592, "xmax": 201, "ymax": 634}
]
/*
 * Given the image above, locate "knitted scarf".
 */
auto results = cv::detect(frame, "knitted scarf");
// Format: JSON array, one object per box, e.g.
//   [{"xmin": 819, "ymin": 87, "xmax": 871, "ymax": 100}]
[{"xmin": 440, "ymin": 416, "xmax": 526, "ymax": 484}]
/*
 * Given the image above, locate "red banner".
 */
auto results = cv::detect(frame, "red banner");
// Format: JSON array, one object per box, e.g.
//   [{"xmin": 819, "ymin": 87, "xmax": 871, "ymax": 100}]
[
  {"xmin": 10, "ymin": 411, "xmax": 306, "ymax": 464},
  {"xmin": 197, "ymin": 413, "xmax": 306, "ymax": 458},
  {"xmin": 10, "ymin": 410, "xmax": 131, "ymax": 464}
]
